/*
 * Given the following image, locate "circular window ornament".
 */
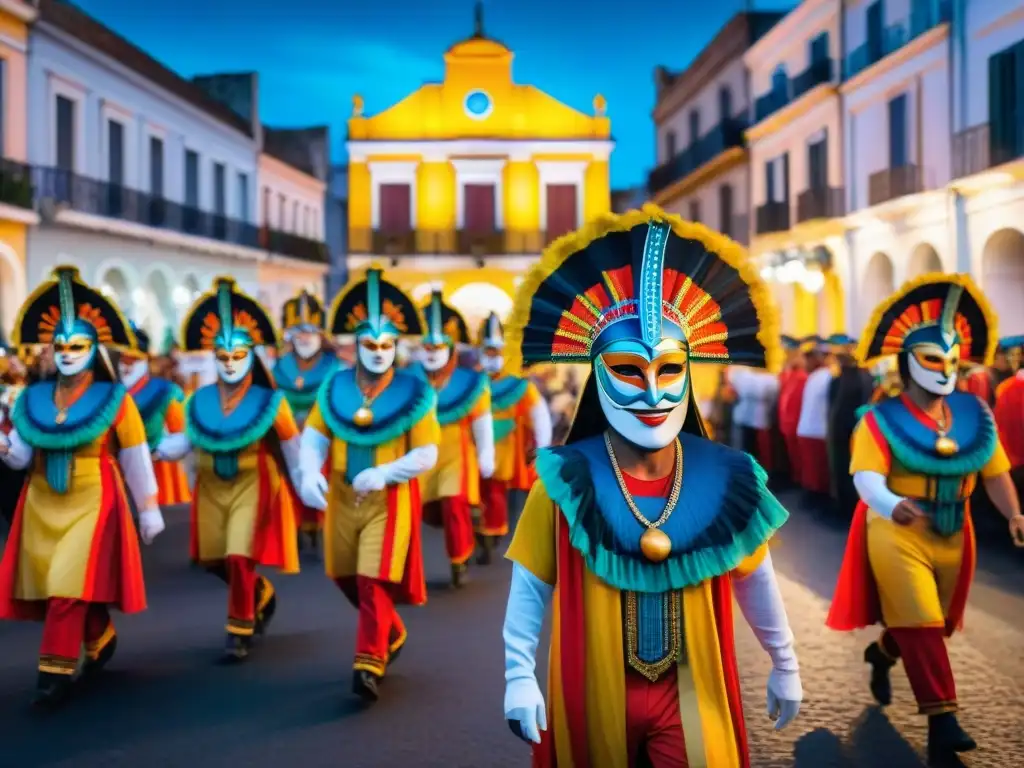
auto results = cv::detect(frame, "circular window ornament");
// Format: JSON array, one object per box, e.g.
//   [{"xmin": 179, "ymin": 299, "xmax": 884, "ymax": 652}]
[{"xmin": 464, "ymin": 90, "xmax": 493, "ymax": 120}]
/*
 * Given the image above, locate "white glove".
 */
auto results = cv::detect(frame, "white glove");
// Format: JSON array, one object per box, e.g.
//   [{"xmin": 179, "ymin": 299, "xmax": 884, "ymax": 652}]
[
  {"xmin": 138, "ymin": 509, "xmax": 165, "ymax": 545},
  {"xmin": 300, "ymin": 472, "xmax": 328, "ymax": 510},
  {"xmin": 504, "ymin": 676, "xmax": 547, "ymax": 744},
  {"xmin": 479, "ymin": 457, "xmax": 495, "ymax": 479},
  {"xmin": 767, "ymin": 668, "xmax": 802, "ymax": 730},
  {"xmin": 352, "ymin": 466, "xmax": 387, "ymax": 494}
]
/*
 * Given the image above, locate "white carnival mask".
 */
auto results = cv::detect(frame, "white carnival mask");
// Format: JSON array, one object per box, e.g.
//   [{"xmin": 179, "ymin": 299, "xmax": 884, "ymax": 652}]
[
  {"xmin": 593, "ymin": 339, "xmax": 690, "ymax": 450},
  {"xmin": 908, "ymin": 342, "xmax": 959, "ymax": 396},
  {"xmin": 118, "ymin": 355, "xmax": 148, "ymax": 389},
  {"xmin": 53, "ymin": 332, "xmax": 96, "ymax": 377},
  {"xmin": 215, "ymin": 343, "xmax": 254, "ymax": 385},
  {"xmin": 357, "ymin": 332, "xmax": 397, "ymax": 374},
  {"xmin": 481, "ymin": 345, "xmax": 504, "ymax": 374},
  {"xmin": 292, "ymin": 330, "xmax": 323, "ymax": 361},
  {"xmin": 421, "ymin": 342, "xmax": 451, "ymax": 373}
]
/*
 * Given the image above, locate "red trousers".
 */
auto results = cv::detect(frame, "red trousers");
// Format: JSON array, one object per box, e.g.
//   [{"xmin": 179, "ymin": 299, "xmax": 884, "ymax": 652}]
[
  {"xmin": 39, "ymin": 599, "xmax": 115, "ymax": 675},
  {"xmin": 479, "ymin": 478, "xmax": 509, "ymax": 536},
  {"xmin": 424, "ymin": 497, "xmax": 475, "ymax": 565},
  {"xmin": 335, "ymin": 575, "xmax": 407, "ymax": 677},
  {"xmin": 755, "ymin": 429, "xmax": 775, "ymax": 472},
  {"xmin": 625, "ymin": 667, "xmax": 687, "ymax": 767},
  {"xmin": 798, "ymin": 436, "xmax": 831, "ymax": 494},
  {"xmin": 298, "ymin": 504, "xmax": 322, "ymax": 532},
  {"xmin": 883, "ymin": 628, "xmax": 958, "ymax": 715},
  {"xmin": 209, "ymin": 555, "xmax": 269, "ymax": 636}
]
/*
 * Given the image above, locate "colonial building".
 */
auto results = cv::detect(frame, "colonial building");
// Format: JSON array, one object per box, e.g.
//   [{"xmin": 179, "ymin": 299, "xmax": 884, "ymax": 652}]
[
  {"xmin": 26, "ymin": 0, "xmax": 263, "ymax": 348},
  {"xmin": 0, "ymin": 0, "xmax": 38, "ymax": 337},
  {"xmin": 325, "ymin": 163, "xmax": 348, "ymax": 300},
  {"xmin": 745, "ymin": 0, "xmax": 846, "ymax": 337},
  {"xmin": 648, "ymin": 11, "xmax": 783, "ymax": 245},
  {"xmin": 345, "ymin": 9, "xmax": 613, "ymax": 325},
  {"xmin": 256, "ymin": 125, "xmax": 330, "ymax": 319},
  {"xmin": 950, "ymin": 0, "xmax": 1024, "ymax": 334}
]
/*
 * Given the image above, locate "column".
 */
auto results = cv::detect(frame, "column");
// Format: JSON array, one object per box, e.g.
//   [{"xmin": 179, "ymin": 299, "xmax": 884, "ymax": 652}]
[
  {"xmin": 583, "ymin": 159, "xmax": 611, "ymax": 222},
  {"xmin": 348, "ymin": 161, "xmax": 371, "ymax": 253},
  {"xmin": 953, "ymin": 191, "xmax": 971, "ymax": 273},
  {"xmin": 416, "ymin": 159, "xmax": 456, "ymax": 253},
  {"xmin": 504, "ymin": 157, "xmax": 540, "ymax": 253},
  {"xmin": 844, "ymin": 228, "xmax": 859, "ymax": 333}
]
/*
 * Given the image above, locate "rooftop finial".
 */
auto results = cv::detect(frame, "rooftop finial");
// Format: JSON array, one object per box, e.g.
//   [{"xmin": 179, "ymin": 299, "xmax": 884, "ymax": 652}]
[{"xmin": 473, "ymin": 1, "xmax": 484, "ymax": 37}]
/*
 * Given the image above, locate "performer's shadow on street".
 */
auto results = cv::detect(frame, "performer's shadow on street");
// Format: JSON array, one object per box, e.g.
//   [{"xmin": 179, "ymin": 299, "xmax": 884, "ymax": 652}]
[{"xmin": 846, "ymin": 706, "xmax": 960, "ymax": 767}]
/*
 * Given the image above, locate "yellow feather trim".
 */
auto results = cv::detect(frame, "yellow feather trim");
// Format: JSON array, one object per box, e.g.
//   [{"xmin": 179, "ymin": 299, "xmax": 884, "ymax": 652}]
[
  {"xmin": 503, "ymin": 204, "xmax": 783, "ymax": 376},
  {"xmin": 855, "ymin": 272, "xmax": 999, "ymax": 367}
]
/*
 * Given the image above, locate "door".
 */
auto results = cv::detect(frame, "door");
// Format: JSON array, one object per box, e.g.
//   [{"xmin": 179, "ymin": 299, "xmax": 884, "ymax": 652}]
[
  {"xmin": 545, "ymin": 184, "xmax": 577, "ymax": 243},
  {"xmin": 988, "ymin": 41, "xmax": 1024, "ymax": 165},
  {"xmin": 463, "ymin": 184, "xmax": 496, "ymax": 233},
  {"xmin": 888, "ymin": 94, "xmax": 908, "ymax": 168},
  {"xmin": 379, "ymin": 183, "xmax": 412, "ymax": 233},
  {"xmin": 866, "ymin": 2, "xmax": 883, "ymax": 59},
  {"xmin": 808, "ymin": 134, "xmax": 828, "ymax": 189}
]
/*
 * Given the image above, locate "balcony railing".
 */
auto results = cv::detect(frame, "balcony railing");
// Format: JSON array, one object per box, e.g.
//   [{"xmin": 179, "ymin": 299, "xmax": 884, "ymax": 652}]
[
  {"xmin": 868, "ymin": 165, "xmax": 923, "ymax": 206},
  {"xmin": 0, "ymin": 159, "xmax": 34, "ymax": 209},
  {"xmin": 351, "ymin": 228, "xmax": 548, "ymax": 256},
  {"xmin": 754, "ymin": 89, "xmax": 790, "ymax": 124},
  {"xmin": 953, "ymin": 122, "xmax": 1024, "ymax": 178},
  {"xmin": 262, "ymin": 228, "xmax": 329, "ymax": 263},
  {"xmin": 796, "ymin": 187, "xmax": 845, "ymax": 223},
  {"xmin": 648, "ymin": 118, "xmax": 746, "ymax": 196},
  {"xmin": 755, "ymin": 201, "xmax": 791, "ymax": 235},
  {"xmin": 792, "ymin": 58, "xmax": 833, "ymax": 100},
  {"xmin": 754, "ymin": 59, "xmax": 835, "ymax": 124},
  {"xmin": 34, "ymin": 166, "xmax": 262, "ymax": 249},
  {"xmin": 845, "ymin": 1, "xmax": 951, "ymax": 80}
]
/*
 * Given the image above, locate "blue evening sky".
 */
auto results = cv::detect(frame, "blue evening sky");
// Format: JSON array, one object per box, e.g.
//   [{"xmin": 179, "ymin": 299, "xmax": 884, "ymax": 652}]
[{"xmin": 72, "ymin": 0, "xmax": 797, "ymax": 189}]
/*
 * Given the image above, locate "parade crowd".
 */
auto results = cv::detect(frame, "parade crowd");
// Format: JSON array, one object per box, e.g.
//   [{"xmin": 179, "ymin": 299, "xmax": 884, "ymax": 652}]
[{"xmin": 0, "ymin": 206, "xmax": 1021, "ymax": 768}]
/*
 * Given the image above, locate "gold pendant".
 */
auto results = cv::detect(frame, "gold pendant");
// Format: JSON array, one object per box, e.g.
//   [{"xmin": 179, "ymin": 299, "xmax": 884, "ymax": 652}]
[
  {"xmin": 295, "ymin": 376, "xmax": 305, "ymax": 389},
  {"xmin": 353, "ymin": 406, "xmax": 374, "ymax": 427},
  {"xmin": 934, "ymin": 435, "xmax": 959, "ymax": 457},
  {"xmin": 55, "ymin": 409, "xmax": 67, "ymax": 425},
  {"xmin": 640, "ymin": 528, "xmax": 672, "ymax": 563}
]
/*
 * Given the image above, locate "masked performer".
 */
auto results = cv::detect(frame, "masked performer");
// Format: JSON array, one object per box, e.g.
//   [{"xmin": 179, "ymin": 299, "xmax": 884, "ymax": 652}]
[
  {"xmin": 501, "ymin": 208, "xmax": 802, "ymax": 767},
  {"xmin": 275, "ymin": 290, "xmax": 338, "ymax": 551},
  {"xmin": 796, "ymin": 337, "xmax": 833, "ymax": 499},
  {"xmin": 994, "ymin": 336, "xmax": 1024, "ymax": 499},
  {"xmin": 826, "ymin": 334, "xmax": 875, "ymax": 517},
  {"xmin": 171, "ymin": 277, "xmax": 301, "ymax": 662},
  {"xmin": 478, "ymin": 312, "xmax": 552, "ymax": 543},
  {"xmin": 119, "ymin": 324, "xmax": 191, "ymax": 507},
  {"xmin": 297, "ymin": 267, "xmax": 439, "ymax": 702},
  {"xmin": 416, "ymin": 290, "xmax": 494, "ymax": 584},
  {"xmin": 826, "ymin": 274, "xmax": 1024, "ymax": 762},
  {"xmin": 0, "ymin": 266, "xmax": 165, "ymax": 707},
  {"xmin": 993, "ymin": 335, "xmax": 1023, "ymax": 401}
]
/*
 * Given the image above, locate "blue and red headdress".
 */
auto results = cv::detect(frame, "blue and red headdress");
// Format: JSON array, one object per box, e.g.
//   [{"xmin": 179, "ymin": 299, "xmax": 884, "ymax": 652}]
[
  {"xmin": 856, "ymin": 273, "xmax": 997, "ymax": 366},
  {"xmin": 504, "ymin": 205, "xmax": 781, "ymax": 373}
]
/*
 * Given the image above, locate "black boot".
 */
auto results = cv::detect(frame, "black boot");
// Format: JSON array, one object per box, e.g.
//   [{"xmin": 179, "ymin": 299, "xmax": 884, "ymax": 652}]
[
  {"xmin": 83, "ymin": 635, "xmax": 118, "ymax": 677},
  {"xmin": 254, "ymin": 579, "xmax": 277, "ymax": 636},
  {"xmin": 864, "ymin": 641, "xmax": 896, "ymax": 706},
  {"xmin": 352, "ymin": 669, "xmax": 380, "ymax": 702},
  {"xmin": 31, "ymin": 671, "xmax": 73, "ymax": 709},
  {"xmin": 927, "ymin": 712, "xmax": 976, "ymax": 762},
  {"xmin": 451, "ymin": 562, "xmax": 467, "ymax": 588},
  {"xmin": 475, "ymin": 533, "xmax": 492, "ymax": 565},
  {"xmin": 221, "ymin": 633, "xmax": 251, "ymax": 663}
]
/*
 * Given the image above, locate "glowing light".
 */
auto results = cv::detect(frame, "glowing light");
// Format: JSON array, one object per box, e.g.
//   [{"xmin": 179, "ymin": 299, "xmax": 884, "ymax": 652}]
[
  {"xmin": 760, "ymin": 265, "xmax": 776, "ymax": 282},
  {"xmin": 801, "ymin": 269, "xmax": 826, "ymax": 294},
  {"xmin": 131, "ymin": 288, "xmax": 146, "ymax": 306},
  {"xmin": 100, "ymin": 284, "xmax": 116, "ymax": 298},
  {"xmin": 172, "ymin": 286, "xmax": 191, "ymax": 306}
]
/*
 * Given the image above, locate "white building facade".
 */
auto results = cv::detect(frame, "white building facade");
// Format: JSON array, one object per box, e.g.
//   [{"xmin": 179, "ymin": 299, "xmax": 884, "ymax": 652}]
[{"xmin": 26, "ymin": 0, "xmax": 263, "ymax": 349}]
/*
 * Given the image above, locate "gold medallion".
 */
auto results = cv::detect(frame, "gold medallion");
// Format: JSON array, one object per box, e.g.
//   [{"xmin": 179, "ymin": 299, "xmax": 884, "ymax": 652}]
[
  {"xmin": 934, "ymin": 435, "xmax": 959, "ymax": 457},
  {"xmin": 353, "ymin": 406, "xmax": 374, "ymax": 427},
  {"xmin": 55, "ymin": 410, "xmax": 67, "ymax": 425},
  {"xmin": 295, "ymin": 376, "xmax": 305, "ymax": 389},
  {"xmin": 640, "ymin": 528, "xmax": 672, "ymax": 563}
]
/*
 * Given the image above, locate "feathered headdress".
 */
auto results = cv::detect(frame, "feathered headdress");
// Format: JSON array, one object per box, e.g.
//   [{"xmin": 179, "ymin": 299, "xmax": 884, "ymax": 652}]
[
  {"xmin": 180, "ymin": 276, "xmax": 279, "ymax": 353},
  {"xmin": 998, "ymin": 335, "xmax": 1024, "ymax": 352},
  {"xmin": 129, "ymin": 321, "xmax": 151, "ymax": 356},
  {"xmin": 328, "ymin": 266, "xmax": 423, "ymax": 338},
  {"xmin": 856, "ymin": 273, "xmax": 997, "ymax": 366},
  {"xmin": 422, "ymin": 289, "xmax": 471, "ymax": 346},
  {"xmin": 281, "ymin": 289, "xmax": 325, "ymax": 332},
  {"xmin": 479, "ymin": 312, "xmax": 504, "ymax": 348},
  {"xmin": 504, "ymin": 205, "xmax": 781, "ymax": 373}
]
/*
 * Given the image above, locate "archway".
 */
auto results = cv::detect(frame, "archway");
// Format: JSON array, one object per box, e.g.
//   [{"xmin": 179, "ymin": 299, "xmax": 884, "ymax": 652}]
[
  {"xmin": 448, "ymin": 282, "xmax": 514, "ymax": 331},
  {"xmin": 982, "ymin": 228, "xmax": 1024, "ymax": 334},
  {"xmin": 907, "ymin": 243, "xmax": 942, "ymax": 279},
  {"xmin": 143, "ymin": 270, "xmax": 175, "ymax": 351},
  {"xmin": 861, "ymin": 252, "xmax": 895, "ymax": 328},
  {"xmin": 98, "ymin": 267, "xmax": 130, "ymax": 311},
  {"xmin": 0, "ymin": 240, "xmax": 24, "ymax": 342}
]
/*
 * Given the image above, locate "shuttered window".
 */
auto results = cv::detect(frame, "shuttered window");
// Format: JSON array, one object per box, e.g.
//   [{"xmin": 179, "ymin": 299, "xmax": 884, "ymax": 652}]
[
  {"xmin": 988, "ymin": 40, "xmax": 1024, "ymax": 167},
  {"xmin": 888, "ymin": 94, "xmax": 908, "ymax": 168},
  {"xmin": 379, "ymin": 183, "xmax": 412, "ymax": 233}
]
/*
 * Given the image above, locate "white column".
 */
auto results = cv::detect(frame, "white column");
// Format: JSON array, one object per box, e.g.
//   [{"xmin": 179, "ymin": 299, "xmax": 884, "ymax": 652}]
[
  {"xmin": 844, "ymin": 228, "xmax": 859, "ymax": 333},
  {"xmin": 953, "ymin": 191, "xmax": 971, "ymax": 273}
]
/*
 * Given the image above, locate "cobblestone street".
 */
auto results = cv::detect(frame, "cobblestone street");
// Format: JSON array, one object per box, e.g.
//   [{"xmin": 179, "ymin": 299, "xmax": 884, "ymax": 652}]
[{"xmin": 0, "ymin": 492, "xmax": 1021, "ymax": 768}]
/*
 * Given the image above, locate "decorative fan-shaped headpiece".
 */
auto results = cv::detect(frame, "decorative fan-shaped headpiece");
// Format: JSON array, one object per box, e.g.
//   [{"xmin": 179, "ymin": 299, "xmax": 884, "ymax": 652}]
[
  {"xmin": 129, "ymin": 321, "xmax": 151, "ymax": 356},
  {"xmin": 328, "ymin": 266, "xmax": 423, "ymax": 338},
  {"xmin": 282, "ymin": 289, "xmax": 325, "ymax": 332},
  {"xmin": 422, "ymin": 289, "xmax": 471, "ymax": 346},
  {"xmin": 479, "ymin": 312, "xmax": 504, "ymax": 349},
  {"xmin": 504, "ymin": 205, "xmax": 781, "ymax": 373},
  {"xmin": 856, "ymin": 273, "xmax": 996, "ymax": 366},
  {"xmin": 180, "ymin": 276, "xmax": 279, "ymax": 352},
  {"xmin": 14, "ymin": 265, "xmax": 136, "ymax": 350},
  {"xmin": 998, "ymin": 335, "xmax": 1024, "ymax": 353}
]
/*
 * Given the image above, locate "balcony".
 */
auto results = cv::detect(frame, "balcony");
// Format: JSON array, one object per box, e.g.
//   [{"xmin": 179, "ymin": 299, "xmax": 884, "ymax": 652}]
[
  {"xmin": 261, "ymin": 228, "xmax": 329, "ymax": 263},
  {"xmin": 796, "ymin": 187, "xmax": 845, "ymax": 223},
  {"xmin": 953, "ymin": 122, "xmax": 1024, "ymax": 179},
  {"xmin": 868, "ymin": 165, "xmax": 923, "ymax": 206},
  {"xmin": 648, "ymin": 118, "xmax": 746, "ymax": 196},
  {"xmin": 350, "ymin": 228, "xmax": 548, "ymax": 256},
  {"xmin": 792, "ymin": 58, "xmax": 833, "ymax": 100},
  {"xmin": 755, "ymin": 201, "xmax": 791, "ymax": 235},
  {"xmin": 845, "ymin": 1, "xmax": 951, "ymax": 80},
  {"xmin": 34, "ymin": 167, "xmax": 261, "ymax": 249},
  {"xmin": 754, "ymin": 59, "xmax": 835, "ymax": 124},
  {"xmin": 0, "ymin": 159, "xmax": 34, "ymax": 210}
]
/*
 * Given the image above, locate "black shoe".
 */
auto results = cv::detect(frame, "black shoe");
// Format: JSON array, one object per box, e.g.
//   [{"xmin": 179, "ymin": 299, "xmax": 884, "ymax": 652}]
[
  {"xmin": 388, "ymin": 631, "xmax": 407, "ymax": 666},
  {"xmin": 927, "ymin": 712, "xmax": 976, "ymax": 762},
  {"xmin": 220, "ymin": 634, "xmax": 251, "ymax": 663},
  {"xmin": 31, "ymin": 672, "xmax": 73, "ymax": 709},
  {"xmin": 864, "ymin": 641, "xmax": 895, "ymax": 706},
  {"xmin": 84, "ymin": 635, "xmax": 118, "ymax": 677},
  {"xmin": 475, "ymin": 533, "xmax": 492, "ymax": 565},
  {"xmin": 451, "ymin": 562, "xmax": 468, "ymax": 588},
  {"xmin": 255, "ymin": 582, "xmax": 277, "ymax": 636},
  {"xmin": 352, "ymin": 670, "xmax": 380, "ymax": 702}
]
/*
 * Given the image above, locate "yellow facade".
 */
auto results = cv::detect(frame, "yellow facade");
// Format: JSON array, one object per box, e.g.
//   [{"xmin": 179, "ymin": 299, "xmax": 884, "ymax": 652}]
[
  {"xmin": 0, "ymin": 2, "xmax": 38, "ymax": 337},
  {"xmin": 345, "ymin": 16, "xmax": 613, "ymax": 324}
]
